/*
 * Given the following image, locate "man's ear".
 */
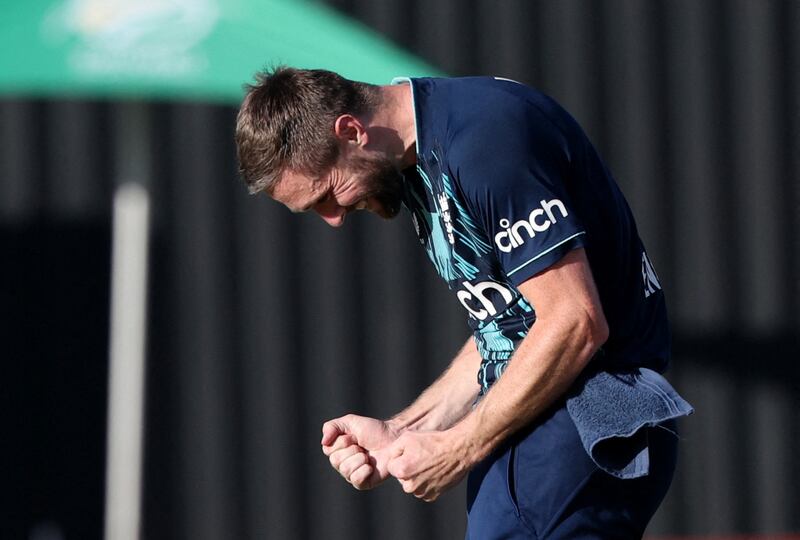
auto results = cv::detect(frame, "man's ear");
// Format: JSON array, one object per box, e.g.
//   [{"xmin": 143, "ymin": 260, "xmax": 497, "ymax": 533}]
[{"xmin": 333, "ymin": 114, "xmax": 368, "ymax": 147}]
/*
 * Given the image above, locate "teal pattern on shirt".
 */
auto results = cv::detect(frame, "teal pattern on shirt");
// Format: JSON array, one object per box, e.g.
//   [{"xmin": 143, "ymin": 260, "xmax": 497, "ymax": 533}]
[
  {"xmin": 398, "ymin": 76, "xmax": 672, "ymax": 394},
  {"xmin": 402, "ymin": 147, "xmax": 536, "ymax": 394}
]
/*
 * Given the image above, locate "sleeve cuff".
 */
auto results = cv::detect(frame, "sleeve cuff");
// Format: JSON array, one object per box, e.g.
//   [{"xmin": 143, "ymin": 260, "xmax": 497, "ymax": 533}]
[{"xmin": 506, "ymin": 231, "xmax": 587, "ymax": 286}]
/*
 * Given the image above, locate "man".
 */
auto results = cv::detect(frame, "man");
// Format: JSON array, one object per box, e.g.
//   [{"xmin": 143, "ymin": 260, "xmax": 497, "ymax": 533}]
[{"xmin": 236, "ymin": 67, "xmax": 693, "ymax": 539}]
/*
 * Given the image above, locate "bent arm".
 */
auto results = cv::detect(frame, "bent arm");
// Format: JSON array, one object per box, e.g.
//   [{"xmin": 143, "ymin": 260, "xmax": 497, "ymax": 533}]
[
  {"xmin": 388, "ymin": 337, "xmax": 482, "ymax": 433},
  {"xmin": 321, "ymin": 331, "xmax": 481, "ymax": 491},
  {"xmin": 454, "ymin": 247, "xmax": 608, "ymax": 462}
]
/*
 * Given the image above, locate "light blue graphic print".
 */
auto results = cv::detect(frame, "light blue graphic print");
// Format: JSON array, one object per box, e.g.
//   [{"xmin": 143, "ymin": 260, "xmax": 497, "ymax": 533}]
[
  {"xmin": 475, "ymin": 320, "xmax": 515, "ymax": 359},
  {"xmin": 439, "ymin": 168, "xmax": 493, "ymax": 258},
  {"xmin": 440, "ymin": 170, "xmax": 488, "ymax": 281},
  {"xmin": 473, "ymin": 295, "xmax": 535, "ymax": 394},
  {"xmin": 411, "ymin": 167, "xmax": 458, "ymax": 281},
  {"xmin": 474, "ymin": 296, "xmax": 534, "ymax": 360},
  {"xmin": 403, "ymin": 154, "xmax": 537, "ymax": 394},
  {"xmin": 410, "ymin": 164, "xmax": 494, "ymax": 284},
  {"xmin": 478, "ymin": 360, "xmax": 509, "ymax": 393}
]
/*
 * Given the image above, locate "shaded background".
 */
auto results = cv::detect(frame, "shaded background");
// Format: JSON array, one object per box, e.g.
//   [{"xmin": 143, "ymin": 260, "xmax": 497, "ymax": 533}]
[{"xmin": 2, "ymin": 0, "xmax": 799, "ymax": 539}]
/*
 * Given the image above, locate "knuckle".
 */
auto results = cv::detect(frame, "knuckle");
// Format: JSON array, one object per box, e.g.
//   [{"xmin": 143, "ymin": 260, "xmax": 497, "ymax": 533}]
[
  {"xmin": 341, "ymin": 457, "xmax": 363, "ymax": 477},
  {"xmin": 351, "ymin": 474, "xmax": 369, "ymax": 490},
  {"xmin": 330, "ymin": 452, "xmax": 344, "ymax": 468},
  {"xmin": 340, "ymin": 464, "xmax": 352, "ymax": 477},
  {"xmin": 335, "ymin": 438, "xmax": 347, "ymax": 449},
  {"xmin": 402, "ymin": 480, "xmax": 416, "ymax": 494},
  {"xmin": 349, "ymin": 471, "xmax": 364, "ymax": 487}
]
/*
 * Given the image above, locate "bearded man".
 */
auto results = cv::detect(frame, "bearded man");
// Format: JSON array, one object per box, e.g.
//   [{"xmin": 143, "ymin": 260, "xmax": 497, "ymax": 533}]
[{"xmin": 235, "ymin": 67, "xmax": 692, "ymax": 539}]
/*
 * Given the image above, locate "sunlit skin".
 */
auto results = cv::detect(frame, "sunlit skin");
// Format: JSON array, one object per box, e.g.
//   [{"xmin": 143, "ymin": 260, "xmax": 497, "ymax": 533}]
[
  {"xmin": 271, "ymin": 167, "xmax": 369, "ymax": 227},
  {"xmin": 321, "ymin": 248, "xmax": 609, "ymax": 502},
  {"xmin": 266, "ymin": 80, "xmax": 610, "ymax": 504},
  {"xmin": 269, "ymin": 82, "xmax": 417, "ymax": 227},
  {"xmin": 272, "ymin": 157, "xmax": 396, "ymax": 226}
]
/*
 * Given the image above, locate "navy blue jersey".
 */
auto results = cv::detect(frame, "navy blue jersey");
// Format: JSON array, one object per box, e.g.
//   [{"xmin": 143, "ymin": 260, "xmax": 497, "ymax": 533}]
[{"xmin": 396, "ymin": 76, "xmax": 670, "ymax": 393}]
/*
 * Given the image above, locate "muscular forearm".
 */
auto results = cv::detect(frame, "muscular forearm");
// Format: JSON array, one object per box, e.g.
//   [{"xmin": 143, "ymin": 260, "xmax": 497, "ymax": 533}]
[
  {"xmin": 388, "ymin": 338, "xmax": 482, "ymax": 433},
  {"xmin": 378, "ymin": 250, "xmax": 610, "ymax": 502},
  {"xmin": 454, "ymin": 304, "xmax": 607, "ymax": 464}
]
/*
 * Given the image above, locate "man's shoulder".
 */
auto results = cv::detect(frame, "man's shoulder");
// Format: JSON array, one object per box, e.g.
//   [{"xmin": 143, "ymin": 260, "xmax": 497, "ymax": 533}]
[
  {"xmin": 412, "ymin": 75, "xmax": 541, "ymax": 97},
  {"xmin": 415, "ymin": 76, "xmax": 546, "ymax": 117},
  {"xmin": 408, "ymin": 76, "xmax": 579, "ymax": 195},
  {"xmin": 434, "ymin": 79, "xmax": 570, "ymax": 170}
]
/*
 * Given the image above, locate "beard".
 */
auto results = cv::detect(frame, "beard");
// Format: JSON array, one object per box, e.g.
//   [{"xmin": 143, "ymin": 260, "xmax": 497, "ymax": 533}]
[{"xmin": 348, "ymin": 154, "xmax": 405, "ymax": 219}]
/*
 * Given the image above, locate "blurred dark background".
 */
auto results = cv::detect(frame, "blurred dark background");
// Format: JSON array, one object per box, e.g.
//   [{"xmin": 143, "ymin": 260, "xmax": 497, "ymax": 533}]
[{"xmin": 1, "ymin": 1, "xmax": 798, "ymax": 539}]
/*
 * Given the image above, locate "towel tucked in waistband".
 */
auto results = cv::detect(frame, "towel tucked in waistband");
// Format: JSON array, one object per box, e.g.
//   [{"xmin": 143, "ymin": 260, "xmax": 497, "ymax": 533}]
[{"xmin": 565, "ymin": 367, "xmax": 694, "ymax": 479}]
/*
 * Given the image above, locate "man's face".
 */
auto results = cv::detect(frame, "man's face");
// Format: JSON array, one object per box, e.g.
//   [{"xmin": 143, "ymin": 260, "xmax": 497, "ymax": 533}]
[{"xmin": 271, "ymin": 151, "xmax": 405, "ymax": 227}]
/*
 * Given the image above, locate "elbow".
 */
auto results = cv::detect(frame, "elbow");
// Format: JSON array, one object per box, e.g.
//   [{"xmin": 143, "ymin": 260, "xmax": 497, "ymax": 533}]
[
  {"xmin": 591, "ymin": 312, "xmax": 609, "ymax": 351},
  {"xmin": 572, "ymin": 309, "xmax": 609, "ymax": 367}
]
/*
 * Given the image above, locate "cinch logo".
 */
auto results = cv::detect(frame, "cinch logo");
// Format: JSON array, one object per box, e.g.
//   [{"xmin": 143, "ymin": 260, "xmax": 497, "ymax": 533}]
[
  {"xmin": 457, "ymin": 280, "xmax": 514, "ymax": 320},
  {"xmin": 494, "ymin": 199, "xmax": 569, "ymax": 253}
]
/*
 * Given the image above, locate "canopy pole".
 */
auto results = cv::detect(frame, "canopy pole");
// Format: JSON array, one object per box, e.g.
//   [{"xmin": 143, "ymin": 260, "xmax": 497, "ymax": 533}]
[{"xmin": 104, "ymin": 183, "xmax": 151, "ymax": 540}]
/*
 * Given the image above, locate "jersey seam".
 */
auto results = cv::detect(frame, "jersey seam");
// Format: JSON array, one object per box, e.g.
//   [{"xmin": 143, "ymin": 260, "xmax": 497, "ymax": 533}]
[{"xmin": 506, "ymin": 231, "xmax": 586, "ymax": 277}]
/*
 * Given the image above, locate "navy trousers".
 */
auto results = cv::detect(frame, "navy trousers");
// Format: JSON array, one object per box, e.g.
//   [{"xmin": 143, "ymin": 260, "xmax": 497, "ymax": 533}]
[{"xmin": 465, "ymin": 404, "xmax": 678, "ymax": 539}]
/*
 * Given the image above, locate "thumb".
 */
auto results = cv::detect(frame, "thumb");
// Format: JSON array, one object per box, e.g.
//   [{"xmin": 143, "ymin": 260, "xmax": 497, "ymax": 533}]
[
  {"xmin": 321, "ymin": 417, "xmax": 350, "ymax": 446},
  {"xmin": 368, "ymin": 445, "xmax": 394, "ymax": 478},
  {"xmin": 390, "ymin": 441, "xmax": 405, "ymax": 459},
  {"xmin": 385, "ymin": 441, "xmax": 407, "ymax": 478}
]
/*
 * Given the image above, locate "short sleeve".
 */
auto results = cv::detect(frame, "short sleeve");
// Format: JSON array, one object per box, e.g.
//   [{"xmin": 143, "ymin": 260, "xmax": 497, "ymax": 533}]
[{"xmin": 452, "ymin": 95, "xmax": 586, "ymax": 286}]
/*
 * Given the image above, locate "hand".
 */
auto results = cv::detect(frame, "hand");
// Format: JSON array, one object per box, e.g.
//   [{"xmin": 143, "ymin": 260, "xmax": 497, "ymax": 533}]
[
  {"xmin": 386, "ymin": 430, "xmax": 475, "ymax": 502},
  {"xmin": 321, "ymin": 414, "xmax": 400, "ymax": 490}
]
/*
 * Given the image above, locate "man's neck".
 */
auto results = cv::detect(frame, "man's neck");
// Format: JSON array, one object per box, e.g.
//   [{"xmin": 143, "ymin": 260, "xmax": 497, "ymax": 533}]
[{"xmin": 376, "ymin": 83, "xmax": 418, "ymax": 168}]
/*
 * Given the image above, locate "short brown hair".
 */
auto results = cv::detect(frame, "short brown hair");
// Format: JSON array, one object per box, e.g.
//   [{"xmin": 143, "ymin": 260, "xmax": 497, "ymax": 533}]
[{"xmin": 235, "ymin": 66, "xmax": 380, "ymax": 194}]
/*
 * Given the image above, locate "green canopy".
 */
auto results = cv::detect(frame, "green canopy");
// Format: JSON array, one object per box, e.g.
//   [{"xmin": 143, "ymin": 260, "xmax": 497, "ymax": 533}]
[{"xmin": 0, "ymin": 0, "xmax": 441, "ymax": 104}]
